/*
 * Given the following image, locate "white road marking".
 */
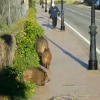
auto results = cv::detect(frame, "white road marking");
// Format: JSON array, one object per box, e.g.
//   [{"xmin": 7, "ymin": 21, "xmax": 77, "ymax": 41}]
[
  {"xmin": 73, "ymin": 5, "xmax": 100, "ymax": 13},
  {"xmin": 64, "ymin": 6, "xmax": 100, "ymax": 22}
]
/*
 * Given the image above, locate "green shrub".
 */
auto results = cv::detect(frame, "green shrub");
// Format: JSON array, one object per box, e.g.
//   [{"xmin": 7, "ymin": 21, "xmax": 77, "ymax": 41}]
[
  {"xmin": 27, "ymin": 9, "xmax": 36, "ymax": 21},
  {"xmin": 0, "ymin": 1, "xmax": 44, "ymax": 100},
  {"xmin": 65, "ymin": 0, "xmax": 74, "ymax": 4},
  {"xmin": 29, "ymin": 0, "xmax": 36, "ymax": 9},
  {"xmin": 55, "ymin": 0, "xmax": 66, "ymax": 4},
  {"xmin": 11, "ymin": 8, "xmax": 44, "ymax": 100},
  {"xmin": 24, "ymin": 19, "xmax": 44, "ymax": 38}
]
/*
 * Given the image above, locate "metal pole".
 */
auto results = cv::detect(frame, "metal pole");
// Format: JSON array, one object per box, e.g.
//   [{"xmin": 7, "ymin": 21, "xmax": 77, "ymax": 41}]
[
  {"xmin": 51, "ymin": 0, "xmax": 52, "ymax": 6},
  {"xmin": 88, "ymin": 0, "xmax": 98, "ymax": 70},
  {"xmin": 40, "ymin": 0, "xmax": 41, "ymax": 5},
  {"xmin": 45, "ymin": 0, "xmax": 47, "ymax": 12},
  {"xmin": 61, "ymin": 0, "xmax": 65, "ymax": 30},
  {"xmin": 42, "ymin": 0, "xmax": 44, "ymax": 8}
]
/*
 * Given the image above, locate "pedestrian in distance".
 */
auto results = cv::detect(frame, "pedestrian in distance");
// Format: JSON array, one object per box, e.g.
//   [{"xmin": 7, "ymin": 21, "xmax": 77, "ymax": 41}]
[{"xmin": 49, "ymin": 3, "xmax": 60, "ymax": 29}]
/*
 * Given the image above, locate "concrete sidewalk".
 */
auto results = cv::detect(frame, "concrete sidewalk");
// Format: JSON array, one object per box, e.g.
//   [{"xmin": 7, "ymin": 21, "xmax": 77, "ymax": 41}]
[{"xmin": 32, "ymin": 4, "xmax": 100, "ymax": 100}]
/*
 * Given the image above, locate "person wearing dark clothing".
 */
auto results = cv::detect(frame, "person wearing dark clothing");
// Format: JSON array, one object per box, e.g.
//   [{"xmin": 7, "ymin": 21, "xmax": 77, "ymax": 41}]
[{"xmin": 49, "ymin": 3, "xmax": 60, "ymax": 28}]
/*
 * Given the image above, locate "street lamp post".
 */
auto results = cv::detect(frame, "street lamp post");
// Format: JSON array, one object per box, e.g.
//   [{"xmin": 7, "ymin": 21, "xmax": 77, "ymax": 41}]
[
  {"xmin": 42, "ymin": 0, "xmax": 44, "ymax": 8},
  {"xmin": 88, "ymin": 0, "xmax": 98, "ymax": 70},
  {"xmin": 61, "ymin": 0, "xmax": 65, "ymax": 30},
  {"xmin": 45, "ymin": 0, "xmax": 47, "ymax": 12},
  {"xmin": 40, "ymin": 0, "xmax": 41, "ymax": 5},
  {"xmin": 51, "ymin": 0, "xmax": 52, "ymax": 6}
]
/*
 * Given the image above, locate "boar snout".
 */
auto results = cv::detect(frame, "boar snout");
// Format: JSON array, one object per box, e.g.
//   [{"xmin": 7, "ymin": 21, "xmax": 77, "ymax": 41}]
[{"xmin": 45, "ymin": 77, "xmax": 50, "ymax": 83}]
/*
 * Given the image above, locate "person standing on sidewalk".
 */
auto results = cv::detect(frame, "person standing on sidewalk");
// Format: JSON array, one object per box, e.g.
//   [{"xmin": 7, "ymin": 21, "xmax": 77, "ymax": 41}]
[{"xmin": 49, "ymin": 3, "xmax": 60, "ymax": 28}]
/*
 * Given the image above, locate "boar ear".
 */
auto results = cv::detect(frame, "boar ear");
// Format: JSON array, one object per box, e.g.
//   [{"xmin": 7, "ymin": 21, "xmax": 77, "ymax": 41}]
[
  {"xmin": 44, "ymin": 48, "xmax": 49, "ymax": 52},
  {"xmin": 44, "ymin": 72, "xmax": 47, "ymax": 77},
  {"xmin": 44, "ymin": 48, "xmax": 47, "ymax": 52}
]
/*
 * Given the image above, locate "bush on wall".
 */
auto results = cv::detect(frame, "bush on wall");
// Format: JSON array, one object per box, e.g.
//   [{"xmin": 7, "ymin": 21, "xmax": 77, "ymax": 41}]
[{"xmin": 12, "ymin": 1, "xmax": 44, "ymax": 99}]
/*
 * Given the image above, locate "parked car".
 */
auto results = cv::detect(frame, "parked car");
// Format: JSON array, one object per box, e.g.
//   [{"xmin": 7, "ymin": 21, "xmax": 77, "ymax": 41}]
[{"xmin": 95, "ymin": 0, "xmax": 100, "ymax": 9}]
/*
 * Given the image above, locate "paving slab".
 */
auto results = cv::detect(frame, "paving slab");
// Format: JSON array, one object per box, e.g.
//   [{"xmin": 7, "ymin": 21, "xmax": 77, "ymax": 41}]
[{"xmin": 32, "ymin": 4, "xmax": 100, "ymax": 100}]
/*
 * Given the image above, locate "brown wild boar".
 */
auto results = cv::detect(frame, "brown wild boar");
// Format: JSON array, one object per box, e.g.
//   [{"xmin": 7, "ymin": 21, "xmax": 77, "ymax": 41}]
[
  {"xmin": 42, "ymin": 48, "xmax": 52, "ymax": 69},
  {"xmin": 35, "ymin": 36, "xmax": 49, "ymax": 57},
  {"xmin": 0, "ymin": 34, "xmax": 16, "ymax": 70},
  {"xmin": 21, "ymin": 67, "xmax": 50, "ymax": 86}
]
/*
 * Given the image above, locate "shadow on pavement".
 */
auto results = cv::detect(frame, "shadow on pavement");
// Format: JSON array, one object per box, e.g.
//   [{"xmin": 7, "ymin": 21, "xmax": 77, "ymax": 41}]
[
  {"xmin": 42, "ymin": 23, "xmax": 61, "ymax": 30},
  {"xmin": 40, "ymin": 13, "xmax": 50, "ymax": 18},
  {"xmin": 36, "ymin": 17, "xmax": 47, "ymax": 23},
  {"xmin": 37, "ymin": 17, "xmax": 44, "ymax": 19},
  {"xmin": 46, "ymin": 37, "xmax": 88, "ymax": 69},
  {"xmin": 42, "ymin": 23, "xmax": 53, "ymax": 29},
  {"xmin": 37, "ymin": 12, "xmax": 49, "ymax": 18},
  {"xmin": 36, "ymin": 16, "xmax": 52, "ymax": 24}
]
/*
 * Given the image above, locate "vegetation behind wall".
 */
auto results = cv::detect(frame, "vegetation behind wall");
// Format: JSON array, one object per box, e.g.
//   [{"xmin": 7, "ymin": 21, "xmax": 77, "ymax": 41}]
[{"xmin": 0, "ymin": 0, "xmax": 28, "ymax": 34}]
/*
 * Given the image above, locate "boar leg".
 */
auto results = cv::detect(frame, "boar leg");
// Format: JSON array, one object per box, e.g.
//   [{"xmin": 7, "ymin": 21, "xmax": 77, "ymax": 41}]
[
  {"xmin": 46, "ymin": 63, "xmax": 50, "ymax": 69},
  {"xmin": 38, "ymin": 52, "xmax": 42, "ymax": 57},
  {"xmin": 37, "ymin": 79, "xmax": 45, "ymax": 86}
]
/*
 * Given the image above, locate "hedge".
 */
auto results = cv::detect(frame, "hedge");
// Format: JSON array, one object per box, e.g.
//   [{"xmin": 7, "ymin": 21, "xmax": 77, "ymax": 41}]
[{"xmin": 0, "ymin": 1, "xmax": 44, "ymax": 100}]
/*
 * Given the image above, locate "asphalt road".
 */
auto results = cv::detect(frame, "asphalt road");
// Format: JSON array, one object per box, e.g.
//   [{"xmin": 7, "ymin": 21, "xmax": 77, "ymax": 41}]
[{"xmin": 56, "ymin": 4, "xmax": 100, "ymax": 51}]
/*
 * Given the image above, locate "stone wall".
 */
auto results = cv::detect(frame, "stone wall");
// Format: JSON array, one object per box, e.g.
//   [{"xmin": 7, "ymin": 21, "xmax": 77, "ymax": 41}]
[{"xmin": 0, "ymin": 0, "xmax": 28, "ymax": 26}]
